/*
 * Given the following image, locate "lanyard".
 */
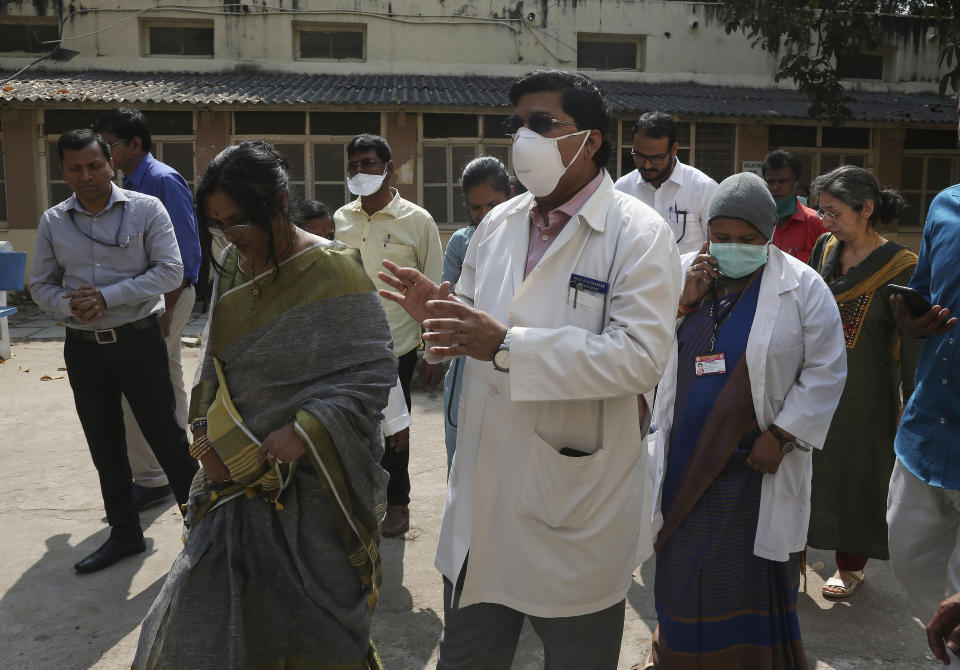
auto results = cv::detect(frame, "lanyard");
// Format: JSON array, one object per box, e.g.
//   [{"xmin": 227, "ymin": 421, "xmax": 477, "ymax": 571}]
[
  {"xmin": 67, "ymin": 202, "xmax": 130, "ymax": 248},
  {"xmin": 707, "ymin": 280, "xmax": 748, "ymax": 354}
]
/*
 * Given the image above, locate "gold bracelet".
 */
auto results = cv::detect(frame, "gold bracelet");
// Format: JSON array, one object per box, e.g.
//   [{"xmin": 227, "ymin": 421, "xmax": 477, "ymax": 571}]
[{"xmin": 189, "ymin": 435, "xmax": 212, "ymax": 460}]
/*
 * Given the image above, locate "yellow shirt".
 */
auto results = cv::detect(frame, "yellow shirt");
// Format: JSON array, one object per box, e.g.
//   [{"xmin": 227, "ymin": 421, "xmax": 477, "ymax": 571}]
[{"xmin": 334, "ymin": 189, "xmax": 443, "ymax": 355}]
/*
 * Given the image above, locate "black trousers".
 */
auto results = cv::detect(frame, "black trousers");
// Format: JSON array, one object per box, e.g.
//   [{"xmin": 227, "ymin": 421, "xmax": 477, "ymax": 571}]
[
  {"xmin": 383, "ymin": 348, "xmax": 417, "ymax": 506},
  {"xmin": 64, "ymin": 322, "xmax": 198, "ymax": 538}
]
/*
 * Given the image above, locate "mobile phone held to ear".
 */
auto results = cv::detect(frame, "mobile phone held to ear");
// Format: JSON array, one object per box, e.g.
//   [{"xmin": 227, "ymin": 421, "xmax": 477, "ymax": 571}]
[{"xmin": 887, "ymin": 284, "xmax": 934, "ymax": 318}]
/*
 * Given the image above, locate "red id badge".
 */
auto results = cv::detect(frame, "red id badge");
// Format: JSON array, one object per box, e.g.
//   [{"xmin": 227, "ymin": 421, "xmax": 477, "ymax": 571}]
[{"xmin": 695, "ymin": 353, "xmax": 727, "ymax": 376}]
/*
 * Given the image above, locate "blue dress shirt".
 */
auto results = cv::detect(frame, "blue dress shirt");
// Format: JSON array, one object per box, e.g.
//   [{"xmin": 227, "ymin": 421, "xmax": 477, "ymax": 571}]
[
  {"xmin": 123, "ymin": 152, "xmax": 201, "ymax": 285},
  {"xmin": 896, "ymin": 184, "xmax": 960, "ymax": 489}
]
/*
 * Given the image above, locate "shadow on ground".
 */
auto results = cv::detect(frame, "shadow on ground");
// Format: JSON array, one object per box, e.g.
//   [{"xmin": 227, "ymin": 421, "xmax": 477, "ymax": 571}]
[{"xmin": 0, "ymin": 505, "xmax": 169, "ymax": 668}]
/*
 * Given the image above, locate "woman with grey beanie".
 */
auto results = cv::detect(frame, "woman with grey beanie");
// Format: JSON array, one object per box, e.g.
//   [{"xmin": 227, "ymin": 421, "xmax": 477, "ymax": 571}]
[{"xmin": 644, "ymin": 172, "xmax": 848, "ymax": 668}]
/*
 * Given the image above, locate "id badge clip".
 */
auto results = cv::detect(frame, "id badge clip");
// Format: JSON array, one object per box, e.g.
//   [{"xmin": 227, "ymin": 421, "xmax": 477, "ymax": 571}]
[{"xmin": 695, "ymin": 353, "xmax": 726, "ymax": 376}]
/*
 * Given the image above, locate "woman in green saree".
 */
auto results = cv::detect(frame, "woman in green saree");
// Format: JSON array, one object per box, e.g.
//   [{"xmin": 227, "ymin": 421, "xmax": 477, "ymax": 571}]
[{"xmin": 133, "ymin": 141, "xmax": 396, "ymax": 670}]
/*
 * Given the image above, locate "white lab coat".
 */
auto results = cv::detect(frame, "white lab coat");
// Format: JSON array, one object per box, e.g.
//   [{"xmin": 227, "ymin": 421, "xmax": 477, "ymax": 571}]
[
  {"xmin": 648, "ymin": 246, "xmax": 847, "ymax": 561},
  {"xmin": 433, "ymin": 172, "xmax": 682, "ymax": 617}
]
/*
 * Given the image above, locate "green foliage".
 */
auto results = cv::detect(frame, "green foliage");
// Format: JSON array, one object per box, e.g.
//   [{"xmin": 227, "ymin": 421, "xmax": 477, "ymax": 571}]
[{"xmin": 717, "ymin": 0, "xmax": 959, "ymax": 123}]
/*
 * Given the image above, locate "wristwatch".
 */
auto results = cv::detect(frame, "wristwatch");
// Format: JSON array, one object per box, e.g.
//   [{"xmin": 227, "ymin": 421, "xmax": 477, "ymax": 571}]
[
  {"xmin": 492, "ymin": 328, "xmax": 511, "ymax": 373},
  {"xmin": 768, "ymin": 424, "xmax": 798, "ymax": 454}
]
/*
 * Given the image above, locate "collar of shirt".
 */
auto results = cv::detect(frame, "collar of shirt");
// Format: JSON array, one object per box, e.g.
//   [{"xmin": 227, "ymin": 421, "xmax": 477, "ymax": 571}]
[
  {"xmin": 529, "ymin": 169, "xmax": 605, "ymax": 234},
  {"xmin": 67, "ymin": 182, "xmax": 130, "ymax": 216},
  {"xmin": 122, "ymin": 152, "xmax": 156, "ymax": 191},
  {"xmin": 347, "ymin": 187, "xmax": 403, "ymax": 218}
]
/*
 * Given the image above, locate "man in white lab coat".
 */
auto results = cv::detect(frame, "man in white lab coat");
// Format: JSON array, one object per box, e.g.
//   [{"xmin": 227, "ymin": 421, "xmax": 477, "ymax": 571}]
[{"xmin": 380, "ymin": 70, "xmax": 682, "ymax": 670}]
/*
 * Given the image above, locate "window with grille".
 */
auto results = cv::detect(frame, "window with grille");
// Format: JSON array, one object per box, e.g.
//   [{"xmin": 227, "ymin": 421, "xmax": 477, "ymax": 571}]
[
  {"xmin": 0, "ymin": 21, "xmax": 60, "ymax": 54},
  {"xmin": 899, "ymin": 155, "xmax": 957, "ymax": 229},
  {"xmin": 151, "ymin": 142, "xmax": 196, "ymax": 190},
  {"xmin": 768, "ymin": 125, "xmax": 872, "ymax": 202},
  {"xmin": 837, "ymin": 53, "xmax": 885, "ymax": 81},
  {"xmin": 577, "ymin": 35, "xmax": 643, "ymax": 71},
  {"xmin": 296, "ymin": 24, "xmax": 365, "ymax": 60},
  {"xmin": 144, "ymin": 22, "xmax": 214, "ymax": 57},
  {"xmin": 422, "ymin": 115, "xmax": 511, "ymax": 229},
  {"xmin": 694, "ymin": 123, "xmax": 736, "ymax": 183}
]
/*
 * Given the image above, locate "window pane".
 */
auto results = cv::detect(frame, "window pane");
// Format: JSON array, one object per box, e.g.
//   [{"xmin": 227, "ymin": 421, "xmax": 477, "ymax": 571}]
[
  {"xmin": 314, "ymin": 184, "xmax": 348, "ymax": 213},
  {"xmin": 451, "ymin": 146, "xmax": 476, "ymax": 184},
  {"xmin": 928, "ymin": 157, "xmax": 953, "ymax": 192},
  {"xmin": 483, "ymin": 115, "xmax": 511, "ymax": 140},
  {"xmin": 313, "ymin": 143, "xmax": 345, "ymax": 181},
  {"xmin": 299, "ymin": 30, "xmax": 363, "ymax": 60},
  {"xmin": 676, "ymin": 122, "xmax": 691, "ymax": 147},
  {"xmin": 235, "ymin": 112, "xmax": 306, "ymax": 135},
  {"xmin": 0, "ymin": 183, "xmax": 6, "ymax": 223},
  {"xmin": 149, "ymin": 26, "xmax": 214, "ymax": 56},
  {"xmin": 0, "ymin": 23, "xmax": 60, "ymax": 53},
  {"xmin": 144, "ymin": 111, "xmax": 193, "ymax": 135},
  {"xmin": 901, "ymin": 156, "xmax": 923, "ymax": 190},
  {"xmin": 694, "ymin": 123, "xmax": 735, "ymax": 182},
  {"xmin": 452, "ymin": 191, "xmax": 469, "ymax": 224},
  {"xmin": 275, "ymin": 143, "xmax": 305, "ymax": 202},
  {"xmin": 47, "ymin": 142, "xmax": 63, "ymax": 181},
  {"xmin": 44, "ymin": 110, "xmax": 103, "ymax": 134},
  {"xmin": 769, "ymin": 125, "xmax": 817, "ymax": 148},
  {"xmin": 424, "ymin": 185, "xmax": 448, "ymax": 224},
  {"xmin": 901, "ymin": 191, "xmax": 922, "ymax": 228},
  {"xmin": 577, "ymin": 39, "xmax": 637, "ymax": 70},
  {"xmin": 822, "ymin": 127, "xmax": 870, "ymax": 149},
  {"xmin": 904, "ymin": 129, "xmax": 957, "ymax": 151},
  {"xmin": 50, "ymin": 183, "xmax": 72, "ymax": 206},
  {"xmin": 310, "ymin": 112, "xmax": 379, "ymax": 136},
  {"xmin": 620, "ymin": 147, "xmax": 635, "ymax": 177},
  {"xmin": 485, "ymin": 145, "xmax": 510, "ymax": 172},
  {"xmin": 793, "ymin": 153, "xmax": 814, "ymax": 186},
  {"xmin": 423, "ymin": 114, "xmax": 478, "ymax": 139},
  {"xmin": 845, "ymin": 155, "xmax": 866, "ymax": 168},
  {"xmin": 837, "ymin": 54, "xmax": 884, "ymax": 80},
  {"xmin": 820, "ymin": 154, "xmax": 841, "ymax": 174},
  {"xmin": 423, "ymin": 146, "xmax": 447, "ymax": 183},
  {"xmin": 159, "ymin": 142, "xmax": 195, "ymax": 183},
  {"xmin": 677, "ymin": 148, "xmax": 690, "ymax": 164}
]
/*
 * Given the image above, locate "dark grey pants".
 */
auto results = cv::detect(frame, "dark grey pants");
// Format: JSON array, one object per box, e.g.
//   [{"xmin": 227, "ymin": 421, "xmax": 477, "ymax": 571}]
[{"xmin": 437, "ymin": 573, "xmax": 625, "ymax": 670}]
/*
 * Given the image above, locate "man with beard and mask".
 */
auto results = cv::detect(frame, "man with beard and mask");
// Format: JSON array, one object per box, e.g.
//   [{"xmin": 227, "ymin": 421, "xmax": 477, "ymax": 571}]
[
  {"xmin": 762, "ymin": 149, "xmax": 827, "ymax": 263},
  {"xmin": 614, "ymin": 111, "xmax": 718, "ymax": 256},
  {"xmin": 333, "ymin": 133, "xmax": 443, "ymax": 538},
  {"xmin": 378, "ymin": 70, "xmax": 681, "ymax": 669}
]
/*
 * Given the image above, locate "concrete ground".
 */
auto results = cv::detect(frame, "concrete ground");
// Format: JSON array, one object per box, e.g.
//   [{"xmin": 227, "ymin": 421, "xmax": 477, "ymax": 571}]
[{"xmin": 0, "ymin": 304, "xmax": 944, "ymax": 669}]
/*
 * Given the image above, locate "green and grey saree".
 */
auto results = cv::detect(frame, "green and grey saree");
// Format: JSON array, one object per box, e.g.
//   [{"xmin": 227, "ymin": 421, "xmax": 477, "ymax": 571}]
[{"xmin": 133, "ymin": 242, "xmax": 395, "ymax": 670}]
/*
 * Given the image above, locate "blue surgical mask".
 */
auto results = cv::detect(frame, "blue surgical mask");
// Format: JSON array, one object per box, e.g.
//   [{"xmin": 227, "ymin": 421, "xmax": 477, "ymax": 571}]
[{"xmin": 709, "ymin": 241, "xmax": 769, "ymax": 278}]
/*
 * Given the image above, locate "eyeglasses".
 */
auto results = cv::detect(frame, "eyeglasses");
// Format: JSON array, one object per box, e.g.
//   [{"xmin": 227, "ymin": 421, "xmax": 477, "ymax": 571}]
[
  {"xmin": 208, "ymin": 218, "xmax": 254, "ymax": 237},
  {"xmin": 106, "ymin": 139, "xmax": 124, "ymax": 148},
  {"xmin": 504, "ymin": 113, "xmax": 578, "ymax": 137},
  {"xmin": 816, "ymin": 209, "xmax": 841, "ymax": 221},
  {"xmin": 347, "ymin": 158, "xmax": 382, "ymax": 172},
  {"xmin": 631, "ymin": 150, "xmax": 671, "ymax": 166}
]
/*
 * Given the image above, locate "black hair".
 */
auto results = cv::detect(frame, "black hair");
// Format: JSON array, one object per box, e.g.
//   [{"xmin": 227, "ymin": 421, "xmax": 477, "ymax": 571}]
[
  {"xmin": 93, "ymin": 107, "xmax": 152, "ymax": 153},
  {"xmin": 57, "ymin": 128, "xmax": 111, "ymax": 163},
  {"xmin": 298, "ymin": 199, "xmax": 331, "ymax": 223},
  {"xmin": 633, "ymin": 111, "xmax": 677, "ymax": 148},
  {"xmin": 460, "ymin": 156, "xmax": 511, "ymax": 197},
  {"xmin": 762, "ymin": 149, "xmax": 803, "ymax": 181},
  {"xmin": 812, "ymin": 165, "xmax": 905, "ymax": 225},
  {"xmin": 195, "ymin": 140, "xmax": 292, "ymax": 276},
  {"xmin": 508, "ymin": 70, "xmax": 612, "ymax": 169},
  {"xmin": 346, "ymin": 133, "xmax": 391, "ymax": 163}
]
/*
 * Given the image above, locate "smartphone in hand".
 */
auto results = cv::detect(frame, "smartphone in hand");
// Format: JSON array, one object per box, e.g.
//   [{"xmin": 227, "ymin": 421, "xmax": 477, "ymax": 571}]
[{"xmin": 887, "ymin": 284, "xmax": 934, "ymax": 318}]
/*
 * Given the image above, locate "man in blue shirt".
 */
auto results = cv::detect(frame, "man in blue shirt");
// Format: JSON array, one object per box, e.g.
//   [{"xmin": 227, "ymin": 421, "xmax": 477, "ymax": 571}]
[
  {"xmin": 887, "ymin": 172, "xmax": 960, "ymax": 622},
  {"xmin": 94, "ymin": 108, "xmax": 202, "ymax": 511}
]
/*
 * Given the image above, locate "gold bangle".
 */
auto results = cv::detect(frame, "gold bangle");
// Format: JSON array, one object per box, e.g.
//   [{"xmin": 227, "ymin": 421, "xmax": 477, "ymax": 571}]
[{"xmin": 189, "ymin": 435, "xmax": 212, "ymax": 460}]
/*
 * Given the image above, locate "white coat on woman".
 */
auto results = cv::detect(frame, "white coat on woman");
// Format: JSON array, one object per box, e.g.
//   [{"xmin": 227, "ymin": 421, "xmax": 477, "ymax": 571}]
[{"xmin": 648, "ymin": 245, "xmax": 848, "ymax": 561}]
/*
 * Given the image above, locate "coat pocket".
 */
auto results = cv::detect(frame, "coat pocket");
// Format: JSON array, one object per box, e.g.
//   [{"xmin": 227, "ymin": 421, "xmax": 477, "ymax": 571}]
[
  {"xmin": 563, "ymin": 289, "xmax": 605, "ymax": 333},
  {"xmin": 515, "ymin": 433, "xmax": 608, "ymax": 530}
]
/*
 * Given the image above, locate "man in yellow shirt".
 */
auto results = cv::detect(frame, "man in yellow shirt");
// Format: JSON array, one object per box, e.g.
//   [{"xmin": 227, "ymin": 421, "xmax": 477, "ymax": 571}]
[{"xmin": 334, "ymin": 133, "xmax": 443, "ymax": 536}]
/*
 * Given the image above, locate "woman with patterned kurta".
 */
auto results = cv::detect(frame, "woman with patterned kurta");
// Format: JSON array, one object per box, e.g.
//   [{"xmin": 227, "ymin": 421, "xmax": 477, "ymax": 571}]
[{"xmin": 807, "ymin": 165, "xmax": 921, "ymax": 599}]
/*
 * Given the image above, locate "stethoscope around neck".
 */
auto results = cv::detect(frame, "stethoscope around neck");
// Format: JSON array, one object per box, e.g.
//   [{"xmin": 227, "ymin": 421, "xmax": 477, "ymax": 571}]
[{"xmin": 67, "ymin": 202, "xmax": 130, "ymax": 248}]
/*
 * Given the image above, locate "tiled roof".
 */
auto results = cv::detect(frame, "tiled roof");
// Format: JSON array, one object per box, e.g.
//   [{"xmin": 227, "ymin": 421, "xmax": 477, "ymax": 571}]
[{"xmin": 0, "ymin": 70, "xmax": 954, "ymax": 123}]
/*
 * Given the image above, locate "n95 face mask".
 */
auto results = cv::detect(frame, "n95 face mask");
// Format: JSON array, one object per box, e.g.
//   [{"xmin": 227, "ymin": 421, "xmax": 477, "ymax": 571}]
[
  {"xmin": 347, "ymin": 170, "xmax": 388, "ymax": 197},
  {"xmin": 511, "ymin": 127, "xmax": 590, "ymax": 197}
]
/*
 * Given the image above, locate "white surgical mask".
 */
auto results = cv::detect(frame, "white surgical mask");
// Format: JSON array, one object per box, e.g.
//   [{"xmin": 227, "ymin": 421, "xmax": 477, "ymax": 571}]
[
  {"xmin": 511, "ymin": 127, "xmax": 590, "ymax": 197},
  {"xmin": 347, "ymin": 169, "xmax": 388, "ymax": 197}
]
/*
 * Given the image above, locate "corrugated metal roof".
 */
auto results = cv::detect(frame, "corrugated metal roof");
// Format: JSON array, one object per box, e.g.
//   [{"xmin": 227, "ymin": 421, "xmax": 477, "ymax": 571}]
[{"xmin": 0, "ymin": 70, "xmax": 954, "ymax": 123}]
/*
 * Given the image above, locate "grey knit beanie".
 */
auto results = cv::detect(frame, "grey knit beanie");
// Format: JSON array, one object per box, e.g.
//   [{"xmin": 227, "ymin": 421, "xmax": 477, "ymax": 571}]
[{"xmin": 707, "ymin": 172, "xmax": 777, "ymax": 240}]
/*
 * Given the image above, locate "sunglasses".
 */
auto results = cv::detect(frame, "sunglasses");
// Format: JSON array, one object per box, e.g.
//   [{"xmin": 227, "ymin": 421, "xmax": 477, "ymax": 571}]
[{"xmin": 504, "ymin": 113, "xmax": 578, "ymax": 137}]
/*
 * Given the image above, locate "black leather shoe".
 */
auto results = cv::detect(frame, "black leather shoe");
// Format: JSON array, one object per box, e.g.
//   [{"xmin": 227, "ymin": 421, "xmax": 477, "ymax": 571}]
[
  {"xmin": 131, "ymin": 483, "xmax": 172, "ymax": 511},
  {"xmin": 74, "ymin": 535, "xmax": 146, "ymax": 574}
]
